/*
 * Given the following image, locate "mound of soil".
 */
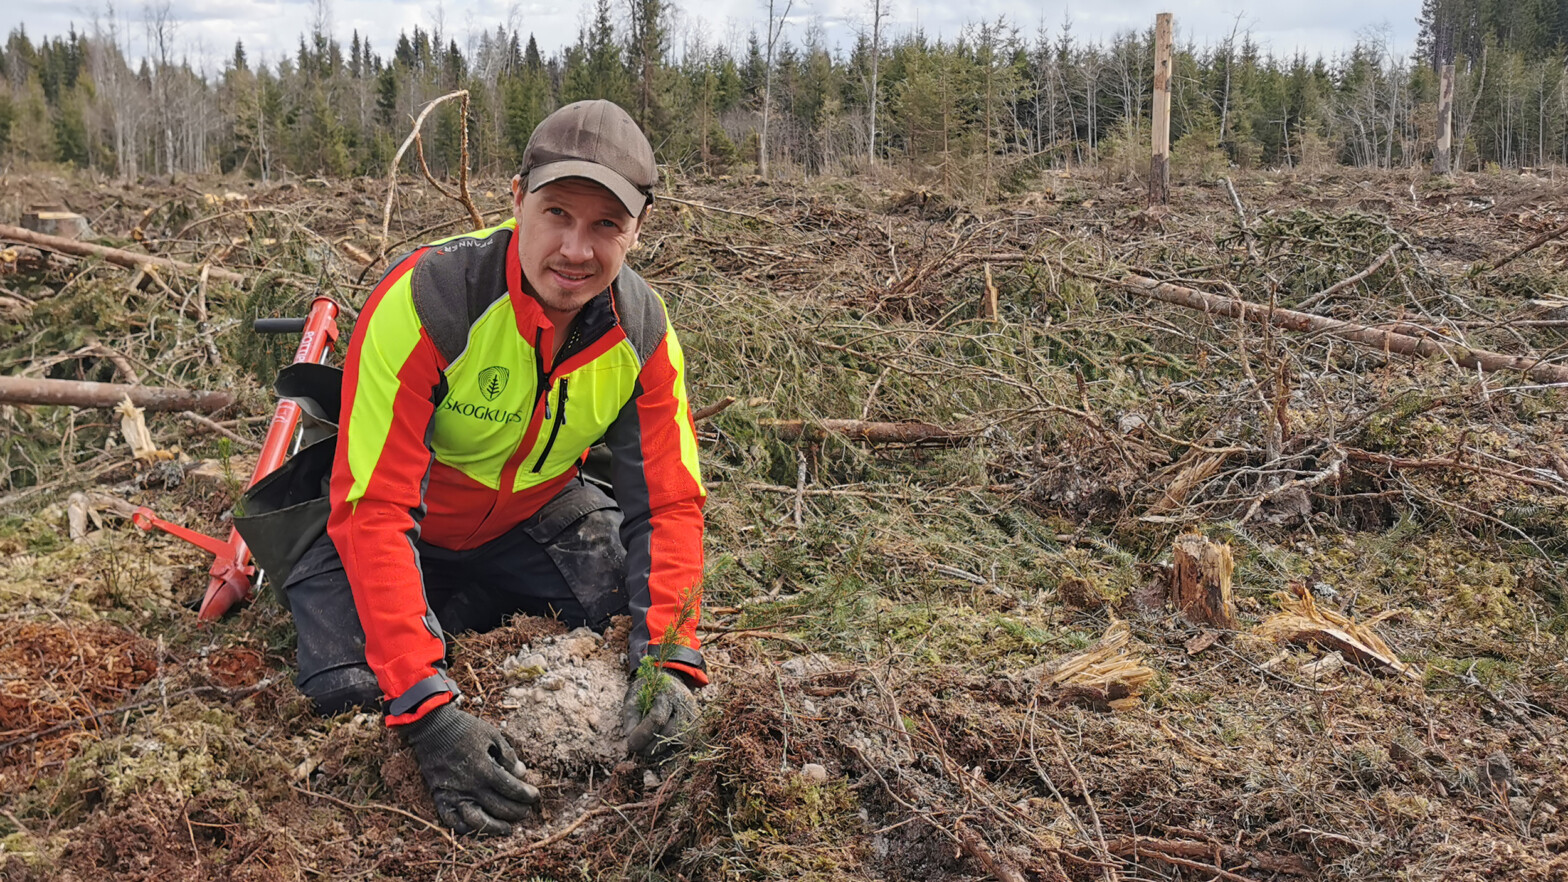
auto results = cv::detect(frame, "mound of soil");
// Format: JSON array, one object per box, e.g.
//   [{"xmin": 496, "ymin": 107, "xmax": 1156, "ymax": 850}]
[{"xmin": 495, "ymin": 623, "xmax": 634, "ymax": 775}]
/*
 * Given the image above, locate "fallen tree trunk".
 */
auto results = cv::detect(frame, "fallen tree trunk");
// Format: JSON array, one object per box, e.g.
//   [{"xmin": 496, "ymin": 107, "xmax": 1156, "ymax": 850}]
[
  {"xmin": 1116, "ymin": 273, "xmax": 1568, "ymax": 385},
  {"xmin": 760, "ymin": 418, "xmax": 969, "ymax": 445},
  {"xmin": 0, "ymin": 222, "xmax": 247, "ymax": 286},
  {"xmin": 0, "ymin": 376, "xmax": 234, "ymax": 413}
]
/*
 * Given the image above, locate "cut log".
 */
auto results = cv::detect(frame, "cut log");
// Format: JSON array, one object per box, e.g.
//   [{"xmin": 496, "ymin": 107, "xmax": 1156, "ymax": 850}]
[
  {"xmin": 691, "ymin": 396, "xmax": 737, "ymax": 422},
  {"xmin": 0, "ymin": 375, "xmax": 234, "ymax": 413},
  {"xmin": 760, "ymin": 418, "xmax": 968, "ymax": 445},
  {"xmin": 1170, "ymin": 533, "xmax": 1238, "ymax": 629},
  {"xmin": 1115, "ymin": 273, "xmax": 1568, "ymax": 385},
  {"xmin": 1, "ymin": 244, "xmax": 68, "ymax": 273},
  {"xmin": 0, "ymin": 222, "xmax": 247, "ymax": 285}
]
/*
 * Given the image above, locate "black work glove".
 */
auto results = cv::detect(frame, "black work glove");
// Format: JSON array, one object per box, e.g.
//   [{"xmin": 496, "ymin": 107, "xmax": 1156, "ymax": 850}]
[
  {"xmin": 622, "ymin": 670, "xmax": 699, "ymax": 758},
  {"xmin": 399, "ymin": 703, "xmax": 540, "ymax": 836}
]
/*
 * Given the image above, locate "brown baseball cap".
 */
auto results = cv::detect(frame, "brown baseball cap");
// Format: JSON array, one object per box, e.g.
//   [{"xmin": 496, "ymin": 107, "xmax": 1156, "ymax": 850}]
[{"xmin": 520, "ymin": 100, "xmax": 656, "ymax": 217}]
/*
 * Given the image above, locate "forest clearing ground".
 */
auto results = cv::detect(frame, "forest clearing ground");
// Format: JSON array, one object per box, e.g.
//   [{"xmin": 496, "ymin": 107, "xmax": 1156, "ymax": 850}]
[{"xmin": 1, "ymin": 162, "xmax": 1567, "ymax": 880}]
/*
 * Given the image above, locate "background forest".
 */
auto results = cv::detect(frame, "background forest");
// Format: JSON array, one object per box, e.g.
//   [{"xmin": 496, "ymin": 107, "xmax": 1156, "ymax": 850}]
[{"xmin": 1, "ymin": 0, "xmax": 1567, "ymax": 191}]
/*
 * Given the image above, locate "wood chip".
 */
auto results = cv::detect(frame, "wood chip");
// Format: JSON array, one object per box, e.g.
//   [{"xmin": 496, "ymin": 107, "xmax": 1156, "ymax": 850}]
[
  {"xmin": 1257, "ymin": 582, "xmax": 1418, "ymax": 680},
  {"xmin": 1184, "ymin": 630, "xmax": 1220, "ymax": 656},
  {"xmin": 116, "ymin": 395, "xmax": 164, "ymax": 460},
  {"xmin": 1046, "ymin": 621, "xmax": 1155, "ymax": 710}
]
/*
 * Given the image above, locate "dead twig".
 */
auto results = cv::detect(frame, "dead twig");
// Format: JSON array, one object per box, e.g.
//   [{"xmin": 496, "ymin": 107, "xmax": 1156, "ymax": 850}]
[
  {"xmin": 661, "ymin": 195, "xmax": 782, "ymax": 224},
  {"xmin": 1103, "ymin": 838, "xmax": 1272, "ymax": 882},
  {"xmin": 193, "ymin": 263, "xmax": 222, "ymax": 365},
  {"xmin": 288, "ymin": 784, "xmax": 456, "ymax": 847},
  {"xmin": 179, "ymin": 411, "xmax": 262, "ymax": 450},
  {"xmin": 1104, "ymin": 836, "xmax": 1314, "ymax": 877},
  {"xmin": 1241, "ymin": 446, "xmax": 1347, "ymax": 524},
  {"xmin": 412, "ymin": 130, "xmax": 483, "ymax": 230},
  {"xmin": 0, "ymin": 222, "xmax": 247, "ymax": 285},
  {"xmin": 0, "ymin": 679, "xmax": 279, "ymax": 754},
  {"xmin": 691, "ymin": 396, "xmax": 736, "ymax": 422},
  {"xmin": 469, "ymin": 801, "xmax": 652, "ymax": 869},
  {"xmin": 1050, "ymin": 728, "xmax": 1119, "ymax": 882},
  {"xmin": 0, "ymin": 375, "xmax": 234, "ymax": 413},
  {"xmin": 1488, "ymin": 218, "xmax": 1568, "ymax": 272},
  {"xmin": 760, "ymin": 417, "xmax": 969, "ymax": 445},
  {"xmin": 1345, "ymin": 447, "xmax": 1566, "ymax": 494},
  {"xmin": 955, "ymin": 819, "xmax": 1028, "ymax": 882},
  {"xmin": 1294, "ymin": 245, "xmax": 1400, "ymax": 312},
  {"xmin": 379, "ymin": 89, "xmax": 479, "ymax": 258},
  {"xmin": 1098, "ymin": 270, "xmax": 1568, "ymax": 385}
]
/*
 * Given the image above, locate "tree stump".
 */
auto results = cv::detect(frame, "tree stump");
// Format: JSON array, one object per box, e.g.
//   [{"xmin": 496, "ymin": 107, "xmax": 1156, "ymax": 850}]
[
  {"xmin": 22, "ymin": 206, "xmax": 91, "ymax": 240},
  {"xmin": 1170, "ymin": 534, "xmax": 1237, "ymax": 628}
]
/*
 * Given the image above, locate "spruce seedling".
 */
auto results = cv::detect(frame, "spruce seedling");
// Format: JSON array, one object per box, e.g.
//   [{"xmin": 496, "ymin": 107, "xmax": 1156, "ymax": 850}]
[
  {"xmin": 636, "ymin": 584, "xmax": 701, "ymax": 715},
  {"xmin": 217, "ymin": 437, "xmax": 248, "ymax": 517}
]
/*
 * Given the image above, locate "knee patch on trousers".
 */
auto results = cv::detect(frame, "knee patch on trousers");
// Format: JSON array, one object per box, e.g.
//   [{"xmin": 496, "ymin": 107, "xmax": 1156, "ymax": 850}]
[{"xmin": 299, "ymin": 665, "xmax": 382, "ymax": 717}]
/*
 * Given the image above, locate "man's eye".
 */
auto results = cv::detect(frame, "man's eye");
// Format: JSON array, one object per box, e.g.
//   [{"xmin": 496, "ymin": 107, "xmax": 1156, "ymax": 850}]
[
  {"xmin": 598, "ymin": 219, "xmax": 621, "ymax": 230},
  {"xmin": 546, "ymin": 207, "xmax": 566, "ymax": 217}
]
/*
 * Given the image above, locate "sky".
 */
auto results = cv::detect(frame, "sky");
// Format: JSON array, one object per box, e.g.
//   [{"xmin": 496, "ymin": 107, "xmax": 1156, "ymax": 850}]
[{"xmin": 3, "ymin": 0, "xmax": 1422, "ymax": 75}]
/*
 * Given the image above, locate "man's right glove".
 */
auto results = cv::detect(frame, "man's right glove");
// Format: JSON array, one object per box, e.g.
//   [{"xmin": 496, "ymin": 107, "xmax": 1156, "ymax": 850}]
[
  {"xmin": 399, "ymin": 702, "xmax": 540, "ymax": 836},
  {"xmin": 623, "ymin": 670, "xmax": 700, "ymax": 758}
]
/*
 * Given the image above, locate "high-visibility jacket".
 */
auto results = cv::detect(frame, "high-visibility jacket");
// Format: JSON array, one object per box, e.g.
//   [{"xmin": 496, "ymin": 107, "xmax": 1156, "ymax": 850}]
[{"xmin": 326, "ymin": 218, "xmax": 707, "ymax": 725}]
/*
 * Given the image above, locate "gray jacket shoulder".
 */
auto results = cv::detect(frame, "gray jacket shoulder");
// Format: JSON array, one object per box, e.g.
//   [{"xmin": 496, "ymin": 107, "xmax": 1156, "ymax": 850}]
[
  {"xmin": 612, "ymin": 266, "xmax": 668, "ymax": 367},
  {"xmin": 409, "ymin": 226, "xmax": 514, "ymax": 364}
]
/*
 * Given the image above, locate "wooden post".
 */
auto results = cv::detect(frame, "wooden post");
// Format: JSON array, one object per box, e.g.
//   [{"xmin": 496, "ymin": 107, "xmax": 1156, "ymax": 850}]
[
  {"xmin": 1434, "ymin": 62, "xmax": 1455, "ymax": 176},
  {"xmin": 981, "ymin": 263, "xmax": 999, "ymax": 320},
  {"xmin": 1149, "ymin": 12, "xmax": 1173, "ymax": 204},
  {"xmin": 1170, "ymin": 533, "xmax": 1237, "ymax": 628}
]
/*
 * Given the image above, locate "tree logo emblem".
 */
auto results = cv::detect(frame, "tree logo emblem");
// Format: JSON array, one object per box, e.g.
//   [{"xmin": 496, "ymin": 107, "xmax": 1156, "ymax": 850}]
[{"xmin": 478, "ymin": 366, "xmax": 509, "ymax": 401}]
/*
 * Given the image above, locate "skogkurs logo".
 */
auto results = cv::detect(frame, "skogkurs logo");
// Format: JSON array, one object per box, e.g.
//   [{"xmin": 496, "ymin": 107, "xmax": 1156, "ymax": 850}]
[
  {"xmin": 442, "ymin": 366, "xmax": 523, "ymax": 423},
  {"xmin": 478, "ymin": 365, "xmax": 509, "ymax": 401}
]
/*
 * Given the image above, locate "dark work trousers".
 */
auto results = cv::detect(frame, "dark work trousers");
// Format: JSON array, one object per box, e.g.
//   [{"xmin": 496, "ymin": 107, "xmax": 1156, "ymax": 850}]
[{"xmin": 283, "ymin": 476, "xmax": 628, "ymax": 716}]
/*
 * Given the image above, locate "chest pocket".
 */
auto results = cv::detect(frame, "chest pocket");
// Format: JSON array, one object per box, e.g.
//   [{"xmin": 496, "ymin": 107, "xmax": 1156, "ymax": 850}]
[
  {"xmin": 518, "ymin": 360, "xmax": 637, "ymax": 489},
  {"xmin": 430, "ymin": 324, "xmax": 537, "ymax": 488}
]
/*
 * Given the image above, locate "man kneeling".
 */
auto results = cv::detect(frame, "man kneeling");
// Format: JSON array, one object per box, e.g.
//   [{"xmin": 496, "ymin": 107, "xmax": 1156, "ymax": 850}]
[{"xmin": 284, "ymin": 100, "xmax": 707, "ymax": 836}]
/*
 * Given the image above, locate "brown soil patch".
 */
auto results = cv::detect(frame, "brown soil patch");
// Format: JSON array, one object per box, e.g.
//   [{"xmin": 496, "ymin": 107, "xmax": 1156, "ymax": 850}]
[{"xmin": 0, "ymin": 622, "xmax": 158, "ymax": 774}]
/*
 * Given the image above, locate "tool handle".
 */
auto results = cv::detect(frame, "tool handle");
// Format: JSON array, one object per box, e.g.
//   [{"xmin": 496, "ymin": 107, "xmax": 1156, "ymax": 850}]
[{"xmin": 253, "ymin": 317, "xmax": 307, "ymax": 335}]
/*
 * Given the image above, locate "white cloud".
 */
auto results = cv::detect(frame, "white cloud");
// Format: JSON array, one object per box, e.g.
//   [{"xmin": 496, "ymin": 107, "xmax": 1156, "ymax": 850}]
[{"xmin": 2, "ymin": 0, "xmax": 1421, "ymax": 73}]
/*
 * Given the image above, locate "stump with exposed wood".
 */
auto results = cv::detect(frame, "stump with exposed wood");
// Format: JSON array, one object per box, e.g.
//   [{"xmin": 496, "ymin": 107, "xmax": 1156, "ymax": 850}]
[
  {"xmin": 1170, "ymin": 533, "xmax": 1237, "ymax": 628},
  {"xmin": 22, "ymin": 206, "xmax": 91, "ymax": 240}
]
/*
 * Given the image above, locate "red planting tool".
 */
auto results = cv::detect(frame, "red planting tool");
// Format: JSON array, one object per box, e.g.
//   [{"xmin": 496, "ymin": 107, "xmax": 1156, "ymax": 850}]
[{"xmin": 133, "ymin": 295, "xmax": 341, "ymax": 620}]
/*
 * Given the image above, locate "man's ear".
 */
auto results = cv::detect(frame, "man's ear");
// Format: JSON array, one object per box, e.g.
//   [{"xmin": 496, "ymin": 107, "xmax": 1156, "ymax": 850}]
[
  {"xmin": 630, "ymin": 204, "xmax": 652, "ymax": 246},
  {"xmin": 510, "ymin": 175, "xmax": 525, "ymax": 206}
]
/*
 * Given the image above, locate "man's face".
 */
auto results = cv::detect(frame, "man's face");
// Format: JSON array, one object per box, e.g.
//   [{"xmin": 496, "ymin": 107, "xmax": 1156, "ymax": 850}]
[{"xmin": 512, "ymin": 175, "xmax": 643, "ymax": 319}]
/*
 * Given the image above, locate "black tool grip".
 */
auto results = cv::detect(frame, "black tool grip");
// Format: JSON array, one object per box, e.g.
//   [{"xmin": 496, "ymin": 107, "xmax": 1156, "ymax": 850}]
[{"xmin": 253, "ymin": 318, "xmax": 307, "ymax": 335}]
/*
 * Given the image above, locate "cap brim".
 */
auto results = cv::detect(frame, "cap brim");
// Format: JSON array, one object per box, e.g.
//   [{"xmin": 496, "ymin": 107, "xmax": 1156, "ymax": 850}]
[{"xmin": 527, "ymin": 160, "xmax": 649, "ymax": 217}]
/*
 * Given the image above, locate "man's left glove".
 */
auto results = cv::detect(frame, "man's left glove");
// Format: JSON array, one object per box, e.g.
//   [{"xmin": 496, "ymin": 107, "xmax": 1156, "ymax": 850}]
[
  {"xmin": 622, "ymin": 670, "xmax": 699, "ymax": 758},
  {"xmin": 400, "ymin": 703, "xmax": 541, "ymax": 836}
]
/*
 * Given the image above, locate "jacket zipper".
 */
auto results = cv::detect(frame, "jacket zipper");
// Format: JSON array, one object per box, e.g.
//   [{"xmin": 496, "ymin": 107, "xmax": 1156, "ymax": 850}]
[
  {"xmin": 533, "ymin": 327, "xmax": 550, "ymax": 418},
  {"xmin": 531, "ymin": 376, "xmax": 567, "ymax": 473},
  {"xmin": 531, "ymin": 315, "xmax": 588, "ymax": 473}
]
